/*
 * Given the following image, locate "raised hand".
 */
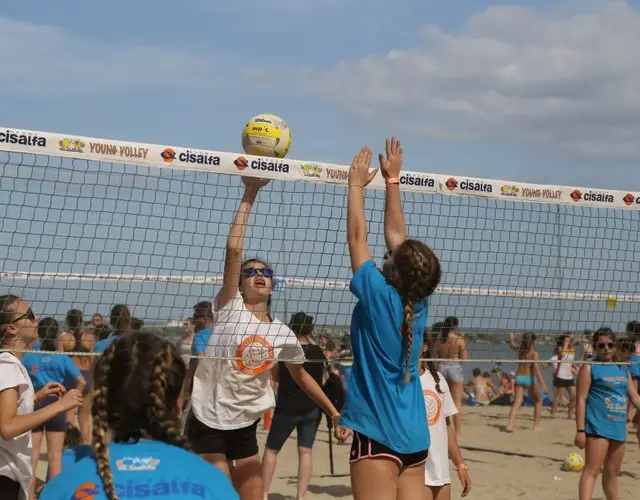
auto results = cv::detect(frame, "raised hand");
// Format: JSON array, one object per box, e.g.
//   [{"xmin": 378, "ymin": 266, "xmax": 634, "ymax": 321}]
[
  {"xmin": 242, "ymin": 176, "xmax": 270, "ymax": 190},
  {"xmin": 378, "ymin": 137, "xmax": 403, "ymax": 180},
  {"xmin": 348, "ymin": 146, "xmax": 378, "ymax": 188}
]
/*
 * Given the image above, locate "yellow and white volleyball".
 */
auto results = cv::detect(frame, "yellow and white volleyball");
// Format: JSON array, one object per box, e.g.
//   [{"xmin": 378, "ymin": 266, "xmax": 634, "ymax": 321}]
[
  {"xmin": 562, "ymin": 452, "xmax": 585, "ymax": 472},
  {"xmin": 241, "ymin": 114, "xmax": 291, "ymax": 158}
]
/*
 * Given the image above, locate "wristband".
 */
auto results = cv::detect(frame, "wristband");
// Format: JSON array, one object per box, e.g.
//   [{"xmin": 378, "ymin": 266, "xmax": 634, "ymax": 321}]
[
  {"xmin": 349, "ymin": 184, "xmax": 364, "ymax": 189},
  {"xmin": 331, "ymin": 412, "xmax": 341, "ymax": 424},
  {"xmin": 456, "ymin": 463, "xmax": 468, "ymax": 471},
  {"xmin": 385, "ymin": 177, "xmax": 400, "ymax": 185},
  {"xmin": 576, "ymin": 429, "xmax": 586, "ymax": 433}
]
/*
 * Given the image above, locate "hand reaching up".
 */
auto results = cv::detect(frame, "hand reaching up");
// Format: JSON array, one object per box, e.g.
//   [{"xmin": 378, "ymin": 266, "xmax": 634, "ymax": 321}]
[
  {"xmin": 378, "ymin": 137, "xmax": 403, "ymax": 180},
  {"xmin": 348, "ymin": 146, "xmax": 378, "ymax": 188}
]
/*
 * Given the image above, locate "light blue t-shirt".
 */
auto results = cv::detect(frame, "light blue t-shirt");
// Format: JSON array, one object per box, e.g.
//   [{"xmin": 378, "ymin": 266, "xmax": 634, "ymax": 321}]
[
  {"xmin": 630, "ymin": 354, "xmax": 640, "ymax": 380},
  {"xmin": 21, "ymin": 352, "xmax": 82, "ymax": 390},
  {"xmin": 192, "ymin": 328, "xmax": 213, "ymax": 356},
  {"xmin": 340, "ymin": 260, "xmax": 430, "ymax": 454},
  {"xmin": 40, "ymin": 440, "xmax": 239, "ymax": 500},
  {"xmin": 94, "ymin": 336, "xmax": 117, "ymax": 354},
  {"xmin": 585, "ymin": 364, "xmax": 629, "ymax": 442},
  {"xmin": 32, "ymin": 340, "xmax": 41, "ymax": 351}
]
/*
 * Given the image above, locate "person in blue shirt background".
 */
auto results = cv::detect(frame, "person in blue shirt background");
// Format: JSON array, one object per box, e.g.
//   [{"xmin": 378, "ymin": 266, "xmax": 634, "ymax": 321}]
[
  {"xmin": 575, "ymin": 328, "xmax": 640, "ymax": 500},
  {"xmin": 627, "ymin": 322, "xmax": 640, "ymax": 442},
  {"xmin": 93, "ymin": 304, "xmax": 131, "ymax": 354},
  {"xmin": 21, "ymin": 317, "xmax": 86, "ymax": 497},
  {"xmin": 340, "ymin": 139, "xmax": 442, "ymax": 500},
  {"xmin": 40, "ymin": 331, "xmax": 239, "ymax": 500}
]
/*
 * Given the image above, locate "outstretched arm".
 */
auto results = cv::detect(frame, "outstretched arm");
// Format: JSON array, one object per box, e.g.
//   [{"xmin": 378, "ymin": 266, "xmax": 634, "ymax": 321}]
[
  {"xmin": 216, "ymin": 177, "xmax": 269, "ymax": 309},
  {"xmin": 347, "ymin": 147, "xmax": 378, "ymax": 273},
  {"xmin": 379, "ymin": 138, "xmax": 406, "ymax": 251}
]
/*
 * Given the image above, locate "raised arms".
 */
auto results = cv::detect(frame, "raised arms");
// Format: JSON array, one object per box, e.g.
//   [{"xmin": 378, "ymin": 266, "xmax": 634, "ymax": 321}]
[
  {"xmin": 347, "ymin": 147, "xmax": 378, "ymax": 273},
  {"xmin": 379, "ymin": 138, "xmax": 406, "ymax": 251},
  {"xmin": 216, "ymin": 177, "xmax": 269, "ymax": 309}
]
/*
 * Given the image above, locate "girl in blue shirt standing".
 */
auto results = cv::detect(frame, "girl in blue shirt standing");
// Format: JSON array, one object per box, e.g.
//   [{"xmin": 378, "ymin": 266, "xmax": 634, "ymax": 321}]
[
  {"xmin": 342, "ymin": 139, "xmax": 442, "ymax": 500},
  {"xmin": 575, "ymin": 328, "xmax": 640, "ymax": 500},
  {"xmin": 40, "ymin": 331, "xmax": 238, "ymax": 500}
]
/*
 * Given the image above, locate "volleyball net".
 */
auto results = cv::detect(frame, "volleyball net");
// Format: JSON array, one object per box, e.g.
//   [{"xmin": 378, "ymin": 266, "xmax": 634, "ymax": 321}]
[{"xmin": 1, "ymin": 127, "xmax": 640, "ymax": 367}]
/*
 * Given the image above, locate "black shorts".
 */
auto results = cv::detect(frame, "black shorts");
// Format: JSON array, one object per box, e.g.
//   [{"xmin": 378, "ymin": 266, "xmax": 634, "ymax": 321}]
[
  {"xmin": 553, "ymin": 377, "xmax": 575, "ymax": 388},
  {"xmin": 186, "ymin": 412, "xmax": 259, "ymax": 460},
  {"xmin": 350, "ymin": 431, "xmax": 428, "ymax": 469},
  {"xmin": 265, "ymin": 408, "xmax": 321, "ymax": 451},
  {"xmin": 0, "ymin": 475, "xmax": 21, "ymax": 500},
  {"xmin": 33, "ymin": 396, "xmax": 67, "ymax": 433}
]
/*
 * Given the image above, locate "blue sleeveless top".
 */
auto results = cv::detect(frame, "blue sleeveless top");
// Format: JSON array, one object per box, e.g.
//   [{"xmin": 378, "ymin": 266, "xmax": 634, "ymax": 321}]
[{"xmin": 585, "ymin": 364, "xmax": 629, "ymax": 442}]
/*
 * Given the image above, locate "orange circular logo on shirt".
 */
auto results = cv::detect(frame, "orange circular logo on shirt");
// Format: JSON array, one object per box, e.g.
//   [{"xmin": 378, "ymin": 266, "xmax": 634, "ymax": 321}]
[
  {"xmin": 423, "ymin": 389, "xmax": 442, "ymax": 426},
  {"xmin": 235, "ymin": 335, "xmax": 274, "ymax": 376},
  {"xmin": 72, "ymin": 482, "xmax": 99, "ymax": 500}
]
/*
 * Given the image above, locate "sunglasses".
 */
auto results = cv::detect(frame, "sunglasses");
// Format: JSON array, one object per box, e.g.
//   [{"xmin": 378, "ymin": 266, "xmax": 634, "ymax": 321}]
[
  {"xmin": 242, "ymin": 267, "xmax": 274, "ymax": 278},
  {"xmin": 597, "ymin": 342, "xmax": 614, "ymax": 349},
  {"xmin": 12, "ymin": 308, "xmax": 36, "ymax": 324},
  {"xmin": 384, "ymin": 249, "xmax": 393, "ymax": 261}
]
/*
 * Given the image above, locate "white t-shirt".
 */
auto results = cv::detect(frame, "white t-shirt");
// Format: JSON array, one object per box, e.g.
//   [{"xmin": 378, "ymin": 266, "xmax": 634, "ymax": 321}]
[
  {"xmin": 0, "ymin": 352, "xmax": 35, "ymax": 499},
  {"xmin": 191, "ymin": 293, "xmax": 306, "ymax": 430},
  {"xmin": 420, "ymin": 369, "xmax": 458, "ymax": 487},
  {"xmin": 551, "ymin": 350, "xmax": 575, "ymax": 380}
]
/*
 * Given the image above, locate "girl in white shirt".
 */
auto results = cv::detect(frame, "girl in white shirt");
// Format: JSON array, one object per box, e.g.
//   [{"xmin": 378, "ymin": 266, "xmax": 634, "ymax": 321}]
[
  {"xmin": 546, "ymin": 334, "xmax": 577, "ymax": 419},
  {"xmin": 187, "ymin": 177, "xmax": 347, "ymax": 500},
  {"xmin": 420, "ymin": 333, "xmax": 471, "ymax": 500},
  {"xmin": 0, "ymin": 295, "xmax": 82, "ymax": 500}
]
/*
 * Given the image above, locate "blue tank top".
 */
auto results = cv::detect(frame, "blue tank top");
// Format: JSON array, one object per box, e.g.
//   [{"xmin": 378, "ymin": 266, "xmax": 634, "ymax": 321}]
[{"xmin": 585, "ymin": 364, "xmax": 629, "ymax": 442}]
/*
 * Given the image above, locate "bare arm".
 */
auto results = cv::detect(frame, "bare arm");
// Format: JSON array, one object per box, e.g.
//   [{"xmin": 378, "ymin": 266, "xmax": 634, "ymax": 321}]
[
  {"xmin": 575, "ymin": 365, "xmax": 591, "ymax": 431},
  {"xmin": 216, "ymin": 179, "xmax": 268, "ymax": 309},
  {"xmin": 628, "ymin": 374, "xmax": 640, "ymax": 410},
  {"xmin": 75, "ymin": 375, "xmax": 87, "ymax": 393},
  {"xmin": 347, "ymin": 148, "xmax": 377, "ymax": 272},
  {"xmin": 459, "ymin": 337, "xmax": 469, "ymax": 361},
  {"xmin": 508, "ymin": 332, "xmax": 518, "ymax": 351},
  {"xmin": 285, "ymin": 363, "xmax": 339, "ymax": 418},
  {"xmin": 0, "ymin": 388, "xmax": 78, "ymax": 440},
  {"xmin": 446, "ymin": 417, "xmax": 464, "ymax": 466},
  {"xmin": 380, "ymin": 138, "xmax": 406, "ymax": 251},
  {"xmin": 532, "ymin": 352, "xmax": 547, "ymax": 390}
]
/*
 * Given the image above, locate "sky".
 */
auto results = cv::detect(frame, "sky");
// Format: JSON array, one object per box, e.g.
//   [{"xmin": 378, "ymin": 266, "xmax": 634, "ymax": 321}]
[{"xmin": 1, "ymin": 0, "xmax": 640, "ymax": 332}]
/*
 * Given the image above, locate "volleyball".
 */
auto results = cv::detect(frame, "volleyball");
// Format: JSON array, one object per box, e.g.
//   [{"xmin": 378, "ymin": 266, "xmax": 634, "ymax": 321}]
[
  {"xmin": 562, "ymin": 452, "xmax": 585, "ymax": 472},
  {"xmin": 241, "ymin": 114, "xmax": 291, "ymax": 158}
]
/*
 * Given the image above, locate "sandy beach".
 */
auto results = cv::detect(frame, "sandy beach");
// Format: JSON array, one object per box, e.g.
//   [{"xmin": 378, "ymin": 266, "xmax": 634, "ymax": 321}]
[{"xmin": 37, "ymin": 406, "xmax": 640, "ymax": 499}]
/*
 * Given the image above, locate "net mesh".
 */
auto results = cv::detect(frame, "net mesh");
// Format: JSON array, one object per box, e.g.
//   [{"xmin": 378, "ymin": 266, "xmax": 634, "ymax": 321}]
[{"xmin": 1, "ymin": 138, "xmax": 640, "ymax": 374}]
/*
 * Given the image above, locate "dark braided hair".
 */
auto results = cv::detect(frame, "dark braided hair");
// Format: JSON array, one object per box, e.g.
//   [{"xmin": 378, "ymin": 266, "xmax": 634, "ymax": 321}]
[
  {"xmin": 422, "ymin": 330, "xmax": 443, "ymax": 394},
  {"xmin": 391, "ymin": 239, "xmax": 441, "ymax": 384},
  {"xmin": 91, "ymin": 332, "xmax": 188, "ymax": 500}
]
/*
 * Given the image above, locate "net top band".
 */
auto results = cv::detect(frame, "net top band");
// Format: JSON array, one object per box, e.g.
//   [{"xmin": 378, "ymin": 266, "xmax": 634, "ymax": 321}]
[{"xmin": 0, "ymin": 127, "xmax": 635, "ymax": 209}]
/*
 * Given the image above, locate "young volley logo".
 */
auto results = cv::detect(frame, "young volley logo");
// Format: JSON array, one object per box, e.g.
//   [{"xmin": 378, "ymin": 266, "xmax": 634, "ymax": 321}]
[{"xmin": 235, "ymin": 335, "xmax": 274, "ymax": 376}]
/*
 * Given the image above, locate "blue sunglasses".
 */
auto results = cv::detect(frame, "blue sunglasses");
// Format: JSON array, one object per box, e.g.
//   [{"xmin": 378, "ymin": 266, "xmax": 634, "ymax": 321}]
[{"xmin": 242, "ymin": 268, "xmax": 274, "ymax": 278}]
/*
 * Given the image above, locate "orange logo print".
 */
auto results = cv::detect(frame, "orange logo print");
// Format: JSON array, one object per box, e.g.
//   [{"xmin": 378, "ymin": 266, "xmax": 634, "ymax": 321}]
[
  {"xmin": 160, "ymin": 148, "xmax": 176, "ymax": 163},
  {"xmin": 445, "ymin": 178, "xmax": 458, "ymax": 192},
  {"xmin": 72, "ymin": 482, "xmax": 100, "ymax": 500},
  {"xmin": 235, "ymin": 335, "xmax": 274, "ymax": 376},
  {"xmin": 423, "ymin": 389, "xmax": 442, "ymax": 426},
  {"xmin": 234, "ymin": 156, "xmax": 248, "ymax": 171}
]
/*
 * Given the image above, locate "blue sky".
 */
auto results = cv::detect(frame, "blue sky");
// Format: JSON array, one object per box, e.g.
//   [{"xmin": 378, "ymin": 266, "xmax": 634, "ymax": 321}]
[{"xmin": 2, "ymin": 0, "xmax": 640, "ymax": 191}]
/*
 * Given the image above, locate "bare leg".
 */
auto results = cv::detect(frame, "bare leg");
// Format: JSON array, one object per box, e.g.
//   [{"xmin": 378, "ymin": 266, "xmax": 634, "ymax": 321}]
[
  {"xmin": 232, "ymin": 455, "xmax": 264, "ymax": 500},
  {"xmin": 567, "ymin": 386, "xmax": 577, "ymax": 420},
  {"xmin": 296, "ymin": 447, "xmax": 313, "ymax": 500},
  {"xmin": 602, "ymin": 441, "xmax": 625, "ymax": 500},
  {"xmin": 579, "ymin": 437, "xmax": 609, "ymax": 500},
  {"xmin": 506, "ymin": 386, "xmax": 524, "ymax": 432},
  {"xmin": 397, "ymin": 462, "xmax": 426, "ymax": 500},
  {"xmin": 529, "ymin": 385, "xmax": 543, "ymax": 430},
  {"xmin": 351, "ymin": 457, "xmax": 400, "ymax": 500},
  {"xmin": 261, "ymin": 447, "xmax": 278, "ymax": 500}
]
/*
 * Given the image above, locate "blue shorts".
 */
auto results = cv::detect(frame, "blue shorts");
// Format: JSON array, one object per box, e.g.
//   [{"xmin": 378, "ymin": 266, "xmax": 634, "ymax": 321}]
[
  {"xmin": 33, "ymin": 396, "xmax": 67, "ymax": 433},
  {"xmin": 265, "ymin": 408, "xmax": 322, "ymax": 451},
  {"xmin": 515, "ymin": 376, "xmax": 534, "ymax": 388}
]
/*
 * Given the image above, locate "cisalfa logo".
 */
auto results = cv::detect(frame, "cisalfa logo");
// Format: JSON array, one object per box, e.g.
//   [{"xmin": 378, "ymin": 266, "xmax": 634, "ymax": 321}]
[
  {"xmin": 445, "ymin": 178, "xmax": 458, "ymax": 191},
  {"xmin": 160, "ymin": 148, "xmax": 176, "ymax": 163},
  {"xmin": 623, "ymin": 193, "xmax": 635, "ymax": 206},
  {"xmin": 234, "ymin": 156, "xmax": 248, "ymax": 170},
  {"xmin": 570, "ymin": 190, "xmax": 582, "ymax": 202},
  {"xmin": 72, "ymin": 482, "xmax": 99, "ymax": 500}
]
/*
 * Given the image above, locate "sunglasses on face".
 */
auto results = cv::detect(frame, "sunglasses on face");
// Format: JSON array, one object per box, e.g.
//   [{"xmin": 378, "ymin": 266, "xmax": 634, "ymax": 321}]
[
  {"xmin": 12, "ymin": 308, "xmax": 36, "ymax": 324},
  {"xmin": 384, "ymin": 250, "xmax": 393, "ymax": 261},
  {"xmin": 597, "ymin": 342, "xmax": 614, "ymax": 349},
  {"xmin": 242, "ymin": 267, "xmax": 274, "ymax": 278}
]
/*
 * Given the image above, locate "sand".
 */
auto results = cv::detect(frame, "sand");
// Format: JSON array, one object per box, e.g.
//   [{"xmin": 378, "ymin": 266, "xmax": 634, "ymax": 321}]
[{"xmin": 36, "ymin": 406, "xmax": 640, "ymax": 499}]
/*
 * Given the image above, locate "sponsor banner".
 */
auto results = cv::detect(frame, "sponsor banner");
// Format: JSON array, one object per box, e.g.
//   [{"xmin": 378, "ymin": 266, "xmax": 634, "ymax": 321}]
[{"xmin": 0, "ymin": 126, "xmax": 637, "ymax": 209}]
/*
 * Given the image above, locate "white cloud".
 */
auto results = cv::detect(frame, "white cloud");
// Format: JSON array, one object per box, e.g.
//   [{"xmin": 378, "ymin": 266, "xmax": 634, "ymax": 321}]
[
  {"xmin": 0, "ymin": 18, "xmax": 221, "ymax": 96},
  {"xmin": 299, "ymin": 2, "xmax": 640, "ymax": 159}
]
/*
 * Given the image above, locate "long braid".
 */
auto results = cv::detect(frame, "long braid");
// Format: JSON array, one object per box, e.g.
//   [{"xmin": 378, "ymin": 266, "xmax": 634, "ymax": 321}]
[
  {"xmin": 92, "ymin": 345, "xmax": 117, "ymax": 500},
  {"xmin": 402, "ymin": 298, "xmax": 415, "ymax": 385},
  {"xmin": 147, "ymin": 344, "xmax": 191, "ymax": 450}
]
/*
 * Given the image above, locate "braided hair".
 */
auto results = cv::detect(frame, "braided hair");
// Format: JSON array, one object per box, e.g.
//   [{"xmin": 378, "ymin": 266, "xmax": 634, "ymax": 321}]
[
  {"xmin": 422, "ymin": 330, "xmax": 443, "ymax": 394},
  {"xmin": 91, "ymin": 332, "xmax": 188, "ymax": 500},
  {"xmin": 391, "ymin": 239, "xmax": 442, "ymax": 384}
]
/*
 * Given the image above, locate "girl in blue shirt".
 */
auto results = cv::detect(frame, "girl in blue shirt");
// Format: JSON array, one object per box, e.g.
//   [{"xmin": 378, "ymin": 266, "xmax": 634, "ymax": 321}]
[
  {"xmin": 21, "ymin": 317, "xmax": 86, "ymax": 497},
  {"xmin": 40, "ymin": 331, "xmax": 238, "ymax": 500},
  {"xmin": 575, "ymin": 328, "xmax": 640, "ymax": 500},
  {"xmin": 342, "ymin": 139, "xmax": 442, "ymax": 500}
]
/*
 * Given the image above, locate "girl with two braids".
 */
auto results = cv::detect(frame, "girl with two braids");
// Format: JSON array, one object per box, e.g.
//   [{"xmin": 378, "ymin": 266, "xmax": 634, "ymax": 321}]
[
  {"xmin": 419, "ymin": 331, "xmax": 470, "ymax": 500},
  {"xmin": 340, "ymin": 139, "xmax": 442, "ymax": 500},
  {"xmin": 40, "ymin": 332, "xmax": 237, "ymax": 500}
]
